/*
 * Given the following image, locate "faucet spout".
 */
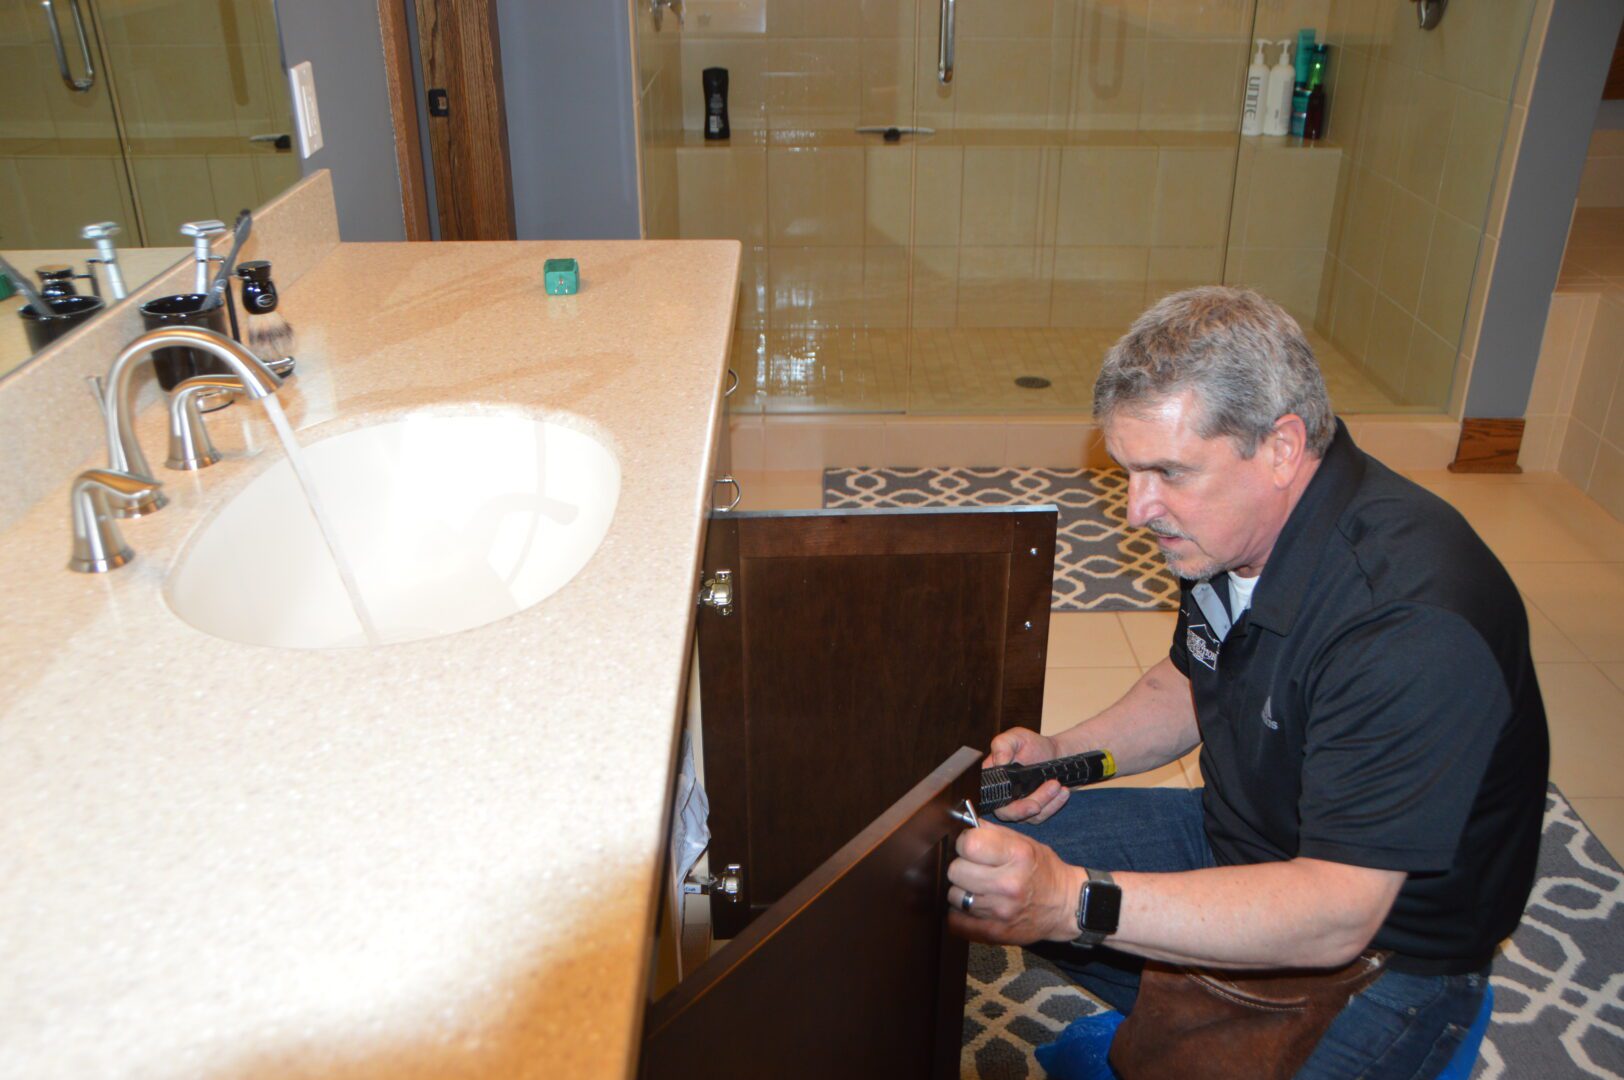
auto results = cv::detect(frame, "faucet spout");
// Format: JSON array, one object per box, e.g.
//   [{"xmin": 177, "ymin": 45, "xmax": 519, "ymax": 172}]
[{"xmin": 103, "ymin": 326, "xmax": 284, "ymax": 517}]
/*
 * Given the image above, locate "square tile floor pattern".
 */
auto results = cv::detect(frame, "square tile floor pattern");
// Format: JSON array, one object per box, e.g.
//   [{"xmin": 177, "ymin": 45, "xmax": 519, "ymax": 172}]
[{"xmin": 737, "ymin": 466, "xmax": 1624, "ymax": 857}]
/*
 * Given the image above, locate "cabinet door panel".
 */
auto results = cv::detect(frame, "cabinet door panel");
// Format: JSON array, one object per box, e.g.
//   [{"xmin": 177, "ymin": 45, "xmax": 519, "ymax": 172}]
[
  {"xmin": 697, "ymin": 507, "xmax": 1056, "ymax": 937},
  {"xmin": 641, "ymin": 748, "xmax": 979, "ymax": 1080}
]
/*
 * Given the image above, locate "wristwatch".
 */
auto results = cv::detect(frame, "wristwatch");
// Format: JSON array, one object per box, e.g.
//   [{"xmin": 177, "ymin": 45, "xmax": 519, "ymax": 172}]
[{"xmin": 1072, "ymin": 867, "xmax": 1122, "ymax": 946}]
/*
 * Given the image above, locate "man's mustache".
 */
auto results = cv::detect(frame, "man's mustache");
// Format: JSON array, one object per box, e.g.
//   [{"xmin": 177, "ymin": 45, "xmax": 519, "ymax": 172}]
[{"xmin": 1144, "ymin": 518, "xmax": 1191, "ymax": 541}]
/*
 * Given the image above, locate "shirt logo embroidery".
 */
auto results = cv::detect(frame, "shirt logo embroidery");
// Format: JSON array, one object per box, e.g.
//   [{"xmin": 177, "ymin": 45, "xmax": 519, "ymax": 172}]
[
  {"xmin": 1261, "ymin": 695, "xmax": 1278, "ymax": 730},
  {"xmin": 1186, "ymin": 624, "xmax": 1219, "ymax": 671}
]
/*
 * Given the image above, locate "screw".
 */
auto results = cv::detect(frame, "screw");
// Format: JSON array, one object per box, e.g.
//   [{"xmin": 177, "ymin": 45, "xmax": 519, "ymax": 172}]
[
  {"xmin": 1023, "ymin": 620, "xmax": 1033, "ymax": 630},
  {"xmin": 1029, "ymin": 547, "xmax": 1038, "ymax": 555}
]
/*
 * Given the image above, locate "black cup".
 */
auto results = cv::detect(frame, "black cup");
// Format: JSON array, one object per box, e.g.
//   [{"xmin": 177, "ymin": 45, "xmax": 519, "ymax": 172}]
[
  {"xmin": 139, "ymin": 293, "xmax": 230, "ymax": 391},
  {"xmin": 19, "ymin": 294, "xmax": 107, "ymax": 352}
]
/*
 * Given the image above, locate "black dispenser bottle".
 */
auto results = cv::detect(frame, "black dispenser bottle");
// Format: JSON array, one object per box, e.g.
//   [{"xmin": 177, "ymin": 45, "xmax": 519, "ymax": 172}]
[{"xmin": 703, "ymin": 67, "xmax": 730, "ymax": 140}]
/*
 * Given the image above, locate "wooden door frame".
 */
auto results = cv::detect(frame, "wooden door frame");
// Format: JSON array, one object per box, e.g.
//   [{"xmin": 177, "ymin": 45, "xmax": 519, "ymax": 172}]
[
  {"xmin": 412, "ymin": 0, "xmax": 516, "ymax": 240},
  {"xmin": 378, "ymin": 0, "xmax": 433, "ymax": 240},
  {"xmin": 378, "ymin": 0, "xmax": 517, "ymax": 241}
]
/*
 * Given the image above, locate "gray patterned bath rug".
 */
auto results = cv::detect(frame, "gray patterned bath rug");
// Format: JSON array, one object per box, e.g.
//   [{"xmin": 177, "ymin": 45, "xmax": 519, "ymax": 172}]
[
  {"xmin": 822, "ymin": 467, "xmax": 1179, "ymax": 613},
  {"xmin": 961, "ymin": 786, "xmax": 1624, "ymax": 1080}
]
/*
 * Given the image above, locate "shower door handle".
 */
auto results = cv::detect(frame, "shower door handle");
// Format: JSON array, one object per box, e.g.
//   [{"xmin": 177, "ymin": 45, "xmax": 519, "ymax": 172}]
[
  {"xmin": 937, "ymin": 0, "xmax": 955, "ymax": 85},
  {"xmin": 42, "ymin": 0, "xmax": 96, "ymax": 93}
]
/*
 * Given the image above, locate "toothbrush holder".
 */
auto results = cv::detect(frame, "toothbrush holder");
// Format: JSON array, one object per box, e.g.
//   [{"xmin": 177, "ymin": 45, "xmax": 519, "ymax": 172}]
[{"xmin": 138, "ymin": 294, "xmax": 232, "ymax": 400}]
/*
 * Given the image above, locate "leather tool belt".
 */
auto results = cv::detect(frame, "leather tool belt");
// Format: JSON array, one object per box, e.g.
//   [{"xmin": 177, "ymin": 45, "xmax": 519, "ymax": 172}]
[{"xmin": 1109, "ymin": 950, "xmax": 1390, "ymax": 1079}]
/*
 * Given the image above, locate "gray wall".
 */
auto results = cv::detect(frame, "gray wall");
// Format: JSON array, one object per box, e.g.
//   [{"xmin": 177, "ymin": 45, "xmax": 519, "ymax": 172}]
[
  {"xmin": 1466, "ymin": 0, "xmax": 1623, "ymax": 419},
  {"xmin": 495, "ymin": 1, "xmax": 641, "ymax": 240},
  {"xmin": 274, "ymin": 0, "xmax": 406, "ymax": 242}
]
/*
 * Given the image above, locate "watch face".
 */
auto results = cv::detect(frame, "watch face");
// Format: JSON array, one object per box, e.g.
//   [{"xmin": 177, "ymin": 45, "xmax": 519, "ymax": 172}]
[{"xmin": 1084, "ymin": 882, "xmax": 1123, "ymax": 933}]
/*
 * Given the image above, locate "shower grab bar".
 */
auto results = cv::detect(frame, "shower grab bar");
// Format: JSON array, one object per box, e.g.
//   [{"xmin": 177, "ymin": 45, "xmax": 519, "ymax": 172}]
[
  {"xmin": 42, "ymin": 0, "xmax": 96, "ymax": 93},
  {"xmin": 937, "ymin": 0, "xmax": 955, "ymax": 84}
]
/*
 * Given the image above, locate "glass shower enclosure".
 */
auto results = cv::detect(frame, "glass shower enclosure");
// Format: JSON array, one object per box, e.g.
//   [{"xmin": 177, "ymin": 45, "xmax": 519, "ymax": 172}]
[
  {"xmin": 0, "ymin": 0, "xmax": 300, "ymax": 251},
  {"xmin": 633, "ymin": 0, "xmax": 1538, "ymax": 419}
]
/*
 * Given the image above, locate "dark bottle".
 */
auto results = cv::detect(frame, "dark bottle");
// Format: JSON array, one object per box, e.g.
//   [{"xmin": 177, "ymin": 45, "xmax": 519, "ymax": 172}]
[
  {"xmin": 703, "ymin": 66, "xmax": 730, "ymax": 141},
  {"xmin": 236, "ymin": 259, "xmax": 297, "ymax": 363},
  {"xmin": 1303, "ymin": 86, "xmax": 1326, "ymax": 140},
  {"xmin": 236, "ymin": 260, "xmax": 278, "ymax": 316},
  {"xmin": 1302, "ymin": 44, "xmax": 1329, "ymax": 141}
]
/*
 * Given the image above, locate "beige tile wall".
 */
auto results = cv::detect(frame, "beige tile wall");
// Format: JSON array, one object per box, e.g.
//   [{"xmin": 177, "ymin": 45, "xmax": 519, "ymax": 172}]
[
  {"xmin": 1525, "ymin": 287, "xmax": 1624, "ymax": 520},
  {"xmin": 1576, "ymin": 128, "xmax": 1624, "ymax": 209},
  {"xmin": 1315, "ymin": 0, "xmax": 1541, "ymax": 412},
  {"xmin": 631, "ymin": 0, "xmax": 1536, "ymax": 419},
  {"xmin": 634, "ymin": 0, "xmax": 683, "ymax": 239}
]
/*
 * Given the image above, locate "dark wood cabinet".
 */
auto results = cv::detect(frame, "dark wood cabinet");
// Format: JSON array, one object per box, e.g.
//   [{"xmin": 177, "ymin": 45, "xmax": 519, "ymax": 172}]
[
  {"xmin": 697, "ymin": 507, "xmax": 1057, "ymax": 937},
  {"xmin": 641, "ymin": 499, "xmax": 1057, "ymax": 1076},
  {"xmin": 643, "ymin": 748, "xmax": 981, "ymax": 1080}
]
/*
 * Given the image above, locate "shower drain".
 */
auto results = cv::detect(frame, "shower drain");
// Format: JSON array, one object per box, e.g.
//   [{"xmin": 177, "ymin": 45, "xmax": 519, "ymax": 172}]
[{"xmin": 1015, "ymin": 376, "xmax": 1052, "ymax": 389}]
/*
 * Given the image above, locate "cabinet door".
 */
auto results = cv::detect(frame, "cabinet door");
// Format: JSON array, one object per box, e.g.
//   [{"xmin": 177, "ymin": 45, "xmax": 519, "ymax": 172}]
[
  {"xmin": 697, "ymin": 506, "xmax": 1056, "ymax": 937},
  {"xmin": 641, "ymin": 747, "xmax": 981, "ymax": 1080}
]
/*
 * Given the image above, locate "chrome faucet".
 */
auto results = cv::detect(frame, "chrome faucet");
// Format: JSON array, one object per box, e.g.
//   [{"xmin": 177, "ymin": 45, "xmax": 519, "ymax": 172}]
[
  {"xmin": 68, "ymin": 469, "xmax": 160, "ymax": 573},
  {"xmin": 166, "ymin": 356, "xmax": 297, "ymax": 471},
  {"xmin": 180, "ymin": 219, "xmax": 227, "ymax": 294},
  {"xmin": 167, "ymin": 374, "xmax": 245, "ymax": 470},
  {"xmin": 101, "ymin": 326, "xmax": 283, "ymax": 518},
  {"xmin": 81, "ymin": 221, "xmax": 126, "ymax": 300}
]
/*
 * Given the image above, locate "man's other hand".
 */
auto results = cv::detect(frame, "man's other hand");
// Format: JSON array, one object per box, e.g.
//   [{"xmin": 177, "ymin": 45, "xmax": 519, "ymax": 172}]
[
  {"xmin": 946, "ymin": 822, "xmax": 1078, "ymax": 945},
  {"xmin": 984, "ymin": 727, "xmax": 1069, "ymax": 823}
]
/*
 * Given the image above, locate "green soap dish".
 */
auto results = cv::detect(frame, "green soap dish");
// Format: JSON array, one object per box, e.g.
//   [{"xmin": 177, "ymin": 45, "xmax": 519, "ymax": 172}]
[{"xmin": 544, "ymin": 257, "xmax": 579, "ymax": 295}]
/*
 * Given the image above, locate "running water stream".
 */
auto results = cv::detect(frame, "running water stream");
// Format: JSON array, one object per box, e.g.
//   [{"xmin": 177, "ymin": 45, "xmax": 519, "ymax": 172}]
[{"xmin": 261, "ymin": 397, "xmax": 383, "ymax": 646}]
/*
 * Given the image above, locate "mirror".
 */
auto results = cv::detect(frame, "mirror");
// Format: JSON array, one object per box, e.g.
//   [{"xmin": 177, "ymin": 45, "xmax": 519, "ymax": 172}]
[{"xmin": 0, "ymin": 0, "xmax": 302, "ymax": 380}]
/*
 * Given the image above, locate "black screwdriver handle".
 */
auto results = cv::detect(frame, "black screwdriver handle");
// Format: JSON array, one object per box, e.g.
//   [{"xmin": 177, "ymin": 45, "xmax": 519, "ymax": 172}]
[{"xmin": 979, "ymin": 749, "xmax": 1117, "ymax": 813}]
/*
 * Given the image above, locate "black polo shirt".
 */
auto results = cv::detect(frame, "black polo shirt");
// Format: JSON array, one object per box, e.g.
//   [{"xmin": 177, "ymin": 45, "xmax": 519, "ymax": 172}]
[{"xmin": 1169, "ymin": 421, "xmax": 1548, "ymax": 974}]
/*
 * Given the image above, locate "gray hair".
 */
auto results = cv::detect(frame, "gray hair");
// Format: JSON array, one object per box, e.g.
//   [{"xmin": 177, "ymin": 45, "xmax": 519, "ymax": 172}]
[{"xmin": 1093, "ymin": 287, "xmax": 1335, "ymax": 458}]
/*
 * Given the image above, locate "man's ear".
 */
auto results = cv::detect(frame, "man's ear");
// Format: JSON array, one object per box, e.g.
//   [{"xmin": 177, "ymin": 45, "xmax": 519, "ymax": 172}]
[{"xmin": 1269, "ymin": 414, "xmax": 1309, "ymax": 487}]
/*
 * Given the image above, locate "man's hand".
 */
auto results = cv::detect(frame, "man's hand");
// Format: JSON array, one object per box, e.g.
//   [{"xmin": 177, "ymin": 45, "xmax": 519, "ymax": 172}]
[
  {"xmin": 984, "ymin": 727, "xmax": 1069, "ymax": 823},
  {"xmin": 945, "ymin": 821, "xmax": 1079, "ymax": 945}
]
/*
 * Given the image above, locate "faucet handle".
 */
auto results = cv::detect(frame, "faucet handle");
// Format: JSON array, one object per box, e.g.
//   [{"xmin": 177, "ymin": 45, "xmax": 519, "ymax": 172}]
[
  {"xmin": 81, "ymin": 221, "xmax": 120, "ymax": 241},
  {"xmin": 167, "ymin": 374, "xmax": 243, "ymax": 470},
  {"xmin": 69, "ymin": 468, "xmax": 162, "ymax": 573},
  {"xmin": 179, "ymin": 219, "xmax": 227, "ymax": 239}
]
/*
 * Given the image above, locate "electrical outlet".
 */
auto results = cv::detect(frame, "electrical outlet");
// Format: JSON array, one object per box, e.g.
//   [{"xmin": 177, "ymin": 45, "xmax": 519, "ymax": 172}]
[{"xmin": 287, "ymin": 61, "xmax": 323, "ymax": 158}]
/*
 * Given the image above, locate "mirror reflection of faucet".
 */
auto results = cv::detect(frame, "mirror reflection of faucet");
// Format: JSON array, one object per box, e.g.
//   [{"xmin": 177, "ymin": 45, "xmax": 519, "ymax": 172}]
[{"xmin": 81, "ymin": 221, "xmax": 127, "ymax": 300}]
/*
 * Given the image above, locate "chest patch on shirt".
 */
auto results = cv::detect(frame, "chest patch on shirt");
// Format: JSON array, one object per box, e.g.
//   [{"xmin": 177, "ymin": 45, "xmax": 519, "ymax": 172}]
[{"xmin": 1186, "ymin": 623, "xmax": 1220, "ymax": 670}]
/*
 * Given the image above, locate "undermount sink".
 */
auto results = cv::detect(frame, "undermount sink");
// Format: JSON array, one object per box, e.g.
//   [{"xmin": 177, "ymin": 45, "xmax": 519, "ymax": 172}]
[{"xmin": 166, "ymin": 413, "xmax": 620, "ymax": 649}]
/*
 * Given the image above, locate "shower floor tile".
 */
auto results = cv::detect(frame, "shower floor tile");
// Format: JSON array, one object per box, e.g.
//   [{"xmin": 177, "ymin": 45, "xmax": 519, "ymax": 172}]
[{"xmin": 731, "ymin": 324, "xmax": 1403, "ymax": 415}]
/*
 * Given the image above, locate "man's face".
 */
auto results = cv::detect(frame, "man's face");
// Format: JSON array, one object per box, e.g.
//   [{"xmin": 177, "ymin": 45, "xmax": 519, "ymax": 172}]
[{"xmin": 1103, "ymin": 391, "xmax": 1289, "ymax": 580}]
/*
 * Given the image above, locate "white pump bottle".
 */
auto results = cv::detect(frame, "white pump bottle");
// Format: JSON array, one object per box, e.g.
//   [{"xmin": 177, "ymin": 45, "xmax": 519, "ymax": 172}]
[
  {"xmin": 1242, "ymin": 39, "xmax": 1269, "ymax": 136},
  {"xmin": 1264, "ymin": 39, "xmax": 1294, "ymax": 137}
]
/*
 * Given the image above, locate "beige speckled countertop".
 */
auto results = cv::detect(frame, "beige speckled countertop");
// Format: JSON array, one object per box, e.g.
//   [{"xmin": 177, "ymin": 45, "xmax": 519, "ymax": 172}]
[{"xmin": 0, "ymin": 238, "xmax": 740, "ymax": 1078}]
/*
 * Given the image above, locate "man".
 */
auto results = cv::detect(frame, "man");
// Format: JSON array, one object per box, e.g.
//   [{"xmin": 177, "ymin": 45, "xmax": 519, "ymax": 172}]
[{"xmin": 947, "ymin": 288, "xmax": 1548, "ymax": 1077}]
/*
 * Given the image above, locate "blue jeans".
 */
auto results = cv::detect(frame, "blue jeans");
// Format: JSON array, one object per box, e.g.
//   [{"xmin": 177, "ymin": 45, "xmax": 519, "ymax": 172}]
[{"xmin": 1008, "ymin": 788, "xmax": 1488, "ymax": 1079}]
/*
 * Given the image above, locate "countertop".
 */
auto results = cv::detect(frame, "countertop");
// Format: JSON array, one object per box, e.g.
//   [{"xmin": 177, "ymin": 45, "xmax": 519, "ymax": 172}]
[{"xmin": 0, "ymin": 238, "xmax": 740, "ymax": 1078}]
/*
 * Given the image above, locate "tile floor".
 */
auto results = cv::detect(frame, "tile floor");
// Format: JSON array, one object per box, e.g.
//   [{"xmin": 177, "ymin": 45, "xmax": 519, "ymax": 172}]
[{"xmin": 732, "ymin": 464, "xmax": 1624, "ymax": 859}]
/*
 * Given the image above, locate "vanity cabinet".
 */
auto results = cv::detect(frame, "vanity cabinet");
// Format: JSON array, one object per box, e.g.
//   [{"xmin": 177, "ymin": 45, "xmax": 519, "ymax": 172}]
[{"xmin": 642, "ymin": 499, "xmax": 1058, "ymax": 1078}]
